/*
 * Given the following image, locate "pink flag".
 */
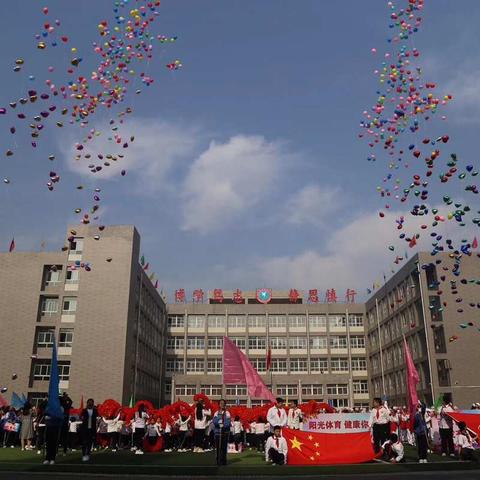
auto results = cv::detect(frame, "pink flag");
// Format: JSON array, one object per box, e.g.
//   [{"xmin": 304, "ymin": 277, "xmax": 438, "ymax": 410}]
[
  {"xmin": 404, "ymin": 337, "xmax": 419, "ymax": 428},
  {"xmin": 223, "ymin": 337, "xmax": 275, "ymax": 401},
  {"xmin": 473, "ymin": 236, "xmax": 478, "ymax": 249}
]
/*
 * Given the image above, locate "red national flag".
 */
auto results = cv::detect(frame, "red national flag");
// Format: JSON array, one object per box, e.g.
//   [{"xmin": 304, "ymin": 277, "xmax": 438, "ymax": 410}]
[
  {"xmin": 448, "ymin": 412, "xmax": 480, "ymax": 437},
  {"xmin": 266, "ymin": 344, "xmax": 272, "ymax": 371},
  {"xmin": 404, "ymin": 337, "xmax": 419, "ymax": 429},
  {"xmin": 9, "ymin": 237, "xmax": 15, "ymax": 252},
  {"xmin": 283, "ymin": 428, "xmax": 375, "ymax": 465}
]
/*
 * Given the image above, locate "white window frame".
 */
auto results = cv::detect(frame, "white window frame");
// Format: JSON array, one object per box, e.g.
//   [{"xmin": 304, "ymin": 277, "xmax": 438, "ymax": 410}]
[
  {"xmin": 302, "ymin": 384, "xmax": 323, "ymax": 396},
  {"xmin": 230, "ymin": 337, "xmax": 246, "ymax": 350},
  {"xmin": 270, "ymin": 358, "xmax": 288, "ymax": 372},
  {"xmin": 289, "ymin": 358, "xmax": 308, "ymax": 372},
  {"xmin": 186, "ymin": 358, "xmax": 205, "ymax": 373},
  {"xmin": 327, "ymin": 384, "xmax": 348, "ymax": 395},
  {"xmin": 201, "ymin": 384, "xmax": 222, "ymax": 396},
  {"xmin": 207, "ymin": 315, "xmax": 226, "ymax": 328},
  {"xmin": 187, "ymin": 315, "xmax": 205, "ymax": 328},
  {"xmin": 289, "ymin": 336, "xmax": 307, "ymax": 349},
  {"xmin": 353, "ymin": 380, "xmax": 369, "ymax": 394},
  {"xmin": 62, "ymin": 297, "xmax": 77, "ymax": 313},
  {"xmin": 36, "ymin": 329, "xmax": 55, "ymax": 348},
  {"xmin": 225, "ymin": 385, "xmax": 247, "ymax": 396},
  {"xmin": 276, "ymin": 384, "xmax": 298, "ymax": 396},
  {"xmin": 65, "ymin": 269, "xmax": 79, "ymax": 284},
  {"xmin": 248, "ymin": 336, "xmax": 266, "ymax": 350},
  {"xmin": 41, "ymin": 297, "xmax": 59, "ymax": 315},
  {"xmin": 310, "ymin": 358, "xmax": 328, "ymax": 373},
  {"xmin": 289, "ymin": 315, "xmax": 306, "ymax": 328},
  {"xmin": 46, "ymin": 267, "xmax": 61, "ymax": 286},
  {"xmin": 58, "ymin": 361, "xmax": 70, "ymax": 381},
  {"xmin": 58, "ymin": 329, "xmax": 74, "ymax": 348},
  {"xmin": 228, "ymin": 315, "xmax": 246, "ymax": 328},
  {"xmin": 310, "ymin": 336, "xmax": 328, "ymax": 349},
  {"xmin": 167, "ymin": 315, "xmax": 185, "ymax": 328},
  {"xmin": 351, "ymin": 357, "xmax": 367, "ymax": 371},
  {"xmin": 166, "ymin": 337, "xmax": 185, "ymax": 350},
  {"xmin": 329, "ymin": 315, "xmax": 346, "ymax": 328},
  {"xmin": 330, "ymin": 335, "xmax": 348, "ymax": 349},
  {"xmin": 187, "ymin": 336, "xmax": 205, "ymax": 350},
  {"xmin": 248, "ymin": 315, "xmax": 266, "ymax": 328},
  {"xmin": 268, "ymin": 315, "xmax": 287, "ymax": 328},
  {"xmin": 33, "ymin": 361, "xmax": 51, "ymax": 381},
  {"xmin": 175, "ymin": 384, "xmax": 196, "ymax": 396},
  {"xmin": 348, "ymin": 315, "xmax": 364, "ymax": 327},
  {"xmin": 350, "ymin": 336, "xmax": 366, "ymax": 349},
  {"xmin": 309, "ymin": 315, "xmax": 327, "ymax": 328},
  {"xmin": 207, "ymin": 358, "xmax": 223, "ymax": 373},
  {"xmin": 331, "ymin": 358, "xmax": 349, "ymax": 372},
  {"xmin": 250, "ymin": 358, "xmax": 266, "ymax": 372},
  {"xmin": 269, "ymin": 337, "xmax": 287, "ymax": 349},
  {"xmin": 70, "ymin": 238, "xmax": 84, "ymax": 254}
]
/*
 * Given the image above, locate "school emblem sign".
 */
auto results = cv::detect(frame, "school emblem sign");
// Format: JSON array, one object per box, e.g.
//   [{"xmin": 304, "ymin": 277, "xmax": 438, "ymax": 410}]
[{"xmin": 256, "ymin": 288, "xmax": 272, "ymax": 304}]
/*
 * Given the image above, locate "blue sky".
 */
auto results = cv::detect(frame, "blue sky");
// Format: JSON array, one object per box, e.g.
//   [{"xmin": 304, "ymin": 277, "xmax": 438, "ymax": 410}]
[{"xmin": 1, "ymin": 0, "xmax": 480, "ymax": 301}]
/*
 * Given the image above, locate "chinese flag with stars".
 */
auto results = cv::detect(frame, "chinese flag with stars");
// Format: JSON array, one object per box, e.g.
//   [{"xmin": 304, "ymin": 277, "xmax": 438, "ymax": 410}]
[{"xmin": 282, "ymin": 428, "xmax": 375, "ymax": 465}]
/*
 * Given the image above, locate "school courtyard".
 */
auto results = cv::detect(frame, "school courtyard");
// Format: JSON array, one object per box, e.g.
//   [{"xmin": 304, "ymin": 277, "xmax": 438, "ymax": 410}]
[{"xmin": 0, "ymin": 447, "xmax": 479, "ymax": 479}]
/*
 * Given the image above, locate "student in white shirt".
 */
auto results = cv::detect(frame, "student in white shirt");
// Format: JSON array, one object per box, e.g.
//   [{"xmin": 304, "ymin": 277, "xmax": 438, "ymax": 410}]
[
  {"xmin": 103, "ymin": 413, "xmax": 121, "ymax": 451},
  {"xmin": 369, "ymin": 397, "xmax": 391, "ymax": 453},
  {"xmin": 193, "ymin": 399, "xmax": 211, "ymax": 453},
  {"xmin": 68, "ymin": 416, "xmax": 82, "ymax": 451},
  {"xmin": 132, "ymin": 404, "xmax": 149, "ymax": 455},
  {"xmin": 265, "ymin": 426, "xmax": 288, "ymax": 465},
  {"xmin": 163, "ymin": 420, "xmax": 173, "ymax": 452},
  {"xmin": 146, "ymin": 418, "xmax": 162, "ymax": 446},
  {"xmin": 439, "ymin": 398, "xmax": 455, "ymax": 457},
  {"xmin": 267, "ymin": 398, "xmax": 288, "ymax": 431},
  {"xmin": 455, "ymin": 421, "xmax": 475, "ymax": 461},
  {"xmin": 175, "ymin": 414, "xmax": 191, "ymax": 451},
  {"xmin": 287, "ymin": 400, "xmax": 303, "ymax": 430},
  {"xmin": 382, "ymin": 433, "xmax": 405, "ymax": 463},
  {"xmin": 231, "ymin": 416, "xmax": 244, "ymax": 452},
  {"xmin": 251, "ymin": 416, "xmax": 268, "ymax": 451}
]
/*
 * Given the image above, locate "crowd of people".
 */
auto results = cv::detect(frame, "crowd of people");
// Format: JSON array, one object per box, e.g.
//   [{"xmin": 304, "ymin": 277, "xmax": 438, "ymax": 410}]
[{"xmin": 0, "ymin": 393, "xmax": 478, "ymax": 466}]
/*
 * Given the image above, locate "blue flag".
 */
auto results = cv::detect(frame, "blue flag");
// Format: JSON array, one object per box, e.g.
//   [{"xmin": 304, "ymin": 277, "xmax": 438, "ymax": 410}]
[
  {"xmin": 10, "ymin": 392, "xmax": 23, "ymax": 409},
  {"xmin": 45, "ymin": 338, "xmax": 63, "ymax": 420},
  {"xmin": 20, "ymin": 393, "xmax": 27, "ymax": 405}
]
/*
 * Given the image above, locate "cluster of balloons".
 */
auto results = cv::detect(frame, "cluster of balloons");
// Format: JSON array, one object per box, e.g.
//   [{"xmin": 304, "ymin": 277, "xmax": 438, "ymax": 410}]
[
  {"xmin": 1, "ymin": 1, "xmax": 180, "ymax": 247},
  {"xmin": 361, "ymin": 0, "xmax": 479, "ymax": 338}
]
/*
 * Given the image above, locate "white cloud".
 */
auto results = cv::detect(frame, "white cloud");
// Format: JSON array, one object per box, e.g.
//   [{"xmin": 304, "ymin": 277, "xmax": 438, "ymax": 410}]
[
  {"xmin": 285, "ymin": 184, "xmax": 342, "ymax": 227},
  {"xmin": 60, "ymin": 119, "xmax": 199, "ymax": 193},
  {"xmin": 181, "ymin": 134, "xmax": 287, "ymax": 233},
  {"xmin": 445, "ymin": 68, "xmax": 480, "ymax": 124}
]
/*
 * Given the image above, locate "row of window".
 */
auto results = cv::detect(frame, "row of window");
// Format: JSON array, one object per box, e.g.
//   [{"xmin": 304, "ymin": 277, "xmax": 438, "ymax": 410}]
[
  {"xmin": 167, "ymin": 335, "xmax": 365, "ymax": 350},
  {"xmin": 168, "ymin": 314, "xmax": 364, "ymax": 329},
  {"xmin": 41, "ymin": 296, "xmax": 77, "ymax": 315},
  {"xmin": 33, "ymin": 361, "xmax": 70, "ymax": 381},
  {"xmin": 173, "ymin": 381, "xmax": 368, "ymax": 397},
  {"xmin": 36, "ymin": 328, "xmax": 74, "ymax": 348},
  {"xmin": 166, "ymin": 357, "xmax": 367, "ymax": 373}
]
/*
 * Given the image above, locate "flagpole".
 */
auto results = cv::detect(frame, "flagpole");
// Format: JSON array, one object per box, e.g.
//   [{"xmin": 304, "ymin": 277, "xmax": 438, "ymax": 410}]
[
  {"xmin": 375, "ymin": 297, "xmax": 386, "ymax": 399},
  {"xmin": 133, "ymin": 267, "xmax": 143, "ymax": 403},
  {"xmin": 345, "ymin": 308, "xmax": 354, "ymax": 408}
]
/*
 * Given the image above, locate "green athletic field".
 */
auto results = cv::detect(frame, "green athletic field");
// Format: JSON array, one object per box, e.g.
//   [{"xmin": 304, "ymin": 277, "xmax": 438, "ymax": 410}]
[{"xmin": 0, "ymin": 446, "xmax": 478, "ymax": 476}]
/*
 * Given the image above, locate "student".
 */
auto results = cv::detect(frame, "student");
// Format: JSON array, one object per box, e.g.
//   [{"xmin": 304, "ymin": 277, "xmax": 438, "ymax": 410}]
[
  {"xmin": 252, "ymin": 416, "xmax": 268, "ymax": 452},
  {"xmin": 80, "ymin": 398, "xmax": 98, "ymax": 462},
  {"xmin": 212, "ymin": 399, "xmax": 231, "ymax": 466},
  {"xmin": 413, "ymin": 402, "xmax": 428, "ymax": 463},
  {"xmin": 382, "ymin": 433, "xmax": 405, "ymax": 463},
  {"xmin": 68, "ymin": 416, "xmax": 82, "ymax": 451},
  {"xmin": 389, "ymin": 408, "xmax": 400, "ymax": 436},
  {"xmin": 399, "ymin": 407, "xmax": 410, "ymax": 444},
  {"xmin": 175, "ymin": 413, "xmax": 191, "ymax": 452},
  {"xmin": 145, "ymin": 417, "xmax": 161, "ymax": 448},
  {"xmin": 59, "ymin": 393, "xmax": 73, "ymax": 455},
  {"xmin": 439, "ymin": 397, "xmax": 455, "ymax": 457},
  {"xmin": 34, "ymin": 406, "xmax": 46, "ymax": 454},
  {"xmin": 265, "ymin": 426, "xmax": 288, "ymax": 465},
  {"xmin": 163, "ymin": 419, "xmax": 173, "ymax": 452},
  {"xmin": 43, "ymin": 412, "xmax": 63, "ymax": 465},
  {"xmin": 267, "ymin": 398, "xmax": 288, "ymax": 431},
  {"xmin": 455, "ymin": 421, "xmax": 476, "ymax": 461},
  {"xmin": 193, "ymin": 398, "xmax": 211, "ymax": 453},
  {"xmin": 132, "ymin": 404, "xmax": 149, "ymax": 455},
  {"xmin": 19, "ymin": 403, "xmax": 34, "ymax": 451},
  {"xmin": 231, "ymin": 415, "xmax": 243, "ymax": 452},
  {"xmin": 287, "ymin": 400, "xmax": 303, "ymax": 430},
  {"xmin": 118, "ymin": 414, "xmax": 131, "ymax": 450},
  {"xmin": 369, "ymin": 397, "xmax": 390, "ymax": 453},
  {"xmin": 102, "ymin": 412, "xmax": 120, "ymax": 451}
]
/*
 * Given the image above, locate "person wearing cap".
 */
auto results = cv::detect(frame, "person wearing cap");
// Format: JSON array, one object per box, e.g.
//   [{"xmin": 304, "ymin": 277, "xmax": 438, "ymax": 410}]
[{"xmin": 267, "ymin": 398, "xmax": 287, "ymax": 432}]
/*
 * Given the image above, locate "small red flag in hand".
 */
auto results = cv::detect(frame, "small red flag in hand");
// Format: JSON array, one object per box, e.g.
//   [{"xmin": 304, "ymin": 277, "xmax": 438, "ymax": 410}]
[{"xmin": 8, "ymin": 238, "xmax": 15, "ymax": 252}]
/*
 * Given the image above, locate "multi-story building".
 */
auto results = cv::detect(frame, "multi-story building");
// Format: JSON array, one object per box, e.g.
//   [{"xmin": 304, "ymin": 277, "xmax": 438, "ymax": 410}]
[
  {"xmin": 0, "ymin": 225, "xmax": 167, "ymax": 407},
  {"xmin": 365, "ymin": 252, "xmax": 480, "ymax": 408},
  {"xmin": 165, "ymin": 290, "xmax": 369, "ymax": 408}
]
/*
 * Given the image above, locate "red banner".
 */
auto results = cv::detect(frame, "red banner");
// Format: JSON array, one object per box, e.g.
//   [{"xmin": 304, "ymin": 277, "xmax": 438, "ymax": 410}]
[
  {"xmin": 283, "ymin": 428, "xmax": 375, "ymax": 465},
  {"xmin": 448, "ymin": 412, "xmax": 480, "ymax": 437}
]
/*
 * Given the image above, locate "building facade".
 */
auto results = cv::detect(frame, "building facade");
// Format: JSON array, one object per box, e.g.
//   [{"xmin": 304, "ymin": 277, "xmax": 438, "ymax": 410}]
[
  {"xmin": 0, "ymin": 225, "xmax": 167, "ymax": 407},
  {"xmin": 165, "ymin": 290, "xmax": 369, "ymax": 408},
  {"xmin": 365, "ymin": 252, "xmax": 480, "ymax": 408}
]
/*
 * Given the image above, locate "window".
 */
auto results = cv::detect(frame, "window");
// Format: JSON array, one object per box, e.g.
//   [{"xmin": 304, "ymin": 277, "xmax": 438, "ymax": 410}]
[
  {"xmin": 269, "ymin": 337, "xmax": 287, "ymax": 349},
  {"xmin": 251, "ymin": 358, "xmax": 266, "ymax": 372},
  {"xmin": 329, "ymin": 316, "xmax": 346, "ymax": 328},
  {"xmin": 28, "ymin": 393, "xmax": 48, "ymax": 408},
  {"xmin": 429, "ymin": 296, "xmax": 443, "ymax": 322},
  {"xmin": 165, "ymin": 381, "xmax": 172, "ymax": 398},
  {"xmin": 226, "ymin": 385, "xmax": 247, "ymax": 396},
  {"xmin": 41, "ymin": 297, "xmax": 58, "ymax": 315},
  {"xmin": 248, "ymin": 315, "xmax": 266, "ymax": 328},
  {"xmin": 208, "ymin": 315, "xmax": 225, "ymax": 328},
  {"xmin": 33, "ymin": 361, "xmax": 51, "ymax": 381},
  {"xmin": 207, "ymin": 337, "xmax": 223, "ymax": 350},
  {"xmin": 351, "ymin": 357, "xmax": 367, "ymax": 371},
  {"xmin": 58, "ymin": 329, "xmax": 73, "ymax": 348},
  {"xmin": 188, "ymin": 315, "xmax": 205, "ymax": 328},
  {"xmin": 425, "ymin": 264, "xmax": 438, "ymax": 290},
  {"xmin": 331, "ymin": 398, "xmax": 349, "ymax": 408},
  {"xmin": 248, "ymin": 336, "xmax": 266, "ymax": 350},
  {"xmin": 175, "ymin": 384, "xmax": 196, "ymax": 396},
  {"xmin": 186, "ymin": 358, "xmax": 204, "ymax": 373},
  {"xmin": 166, "ymin": 359, "xmax": 184, "ymax": 373},
  {"xmin": 302, "ymin": 384, "xmax": 323, "ymax": 397},
  {"xmin": 62, "ymin": 297, "xmax": 77, "ymax": 313},
  {"xmin": 348, "ymin": 315, "xmax": 364, "ymax": 327},
  {"xmin": 331, "ymin": 358, "xmax": 349, "ymax": 372},
  {"xmin": 350, "ymin": 336, "xmax": 366, "ymax": 349},
  {"xmin": 207, "ymin": 358, "xmax": 222, "ymax": 373},
  {"xmin": 309, "ymin": 315, "xmax": 326, "ymax": 328},
  {"xmin": 70, "ymin": 238, "xmax": 84, "ymax": 253},
  {"xmin": 167, "ymin": 315, "xmax": 184, "ymax": 328},
  {"xmin": 269, "ymin": 315, "xmax": 286, "ymax": 328},
  {"xmin": 437, "ymin": 359, "xmax": 451, "ymax": 387},
  {"xmin": 58, "ymin": 361, "xmax": 70, "ymax": 381},
  {"xmin": 228, "ymin": 315, "xmax": 246, "ymax": 328},
  {"xmin": 353, "ymin": 380, "xmax": 369, "ymax": 394},
  {"xmin": 276, "ymin": 385, "xmax": 298, "ymax": 396},
  {"xmin": 187, "ymin": 336, "xmax": 205, "ymax": 349},
  {"xmin": 310, "ymin": 357, "xmax": 328, "ymax": 373},
  {"xmin": 433, "ymin": 325, "xmax": 447, "ymax": 353},
  {"xmin": 166, "ymin": 337, "xmax": 185, "ymax": 350},
  {"xmin": 45, "ymin": 266, "xmax": 62, "ymax": 285},
  {"xmin": 65, "ymin": 269, "xmax": 79, "ymax": 284},
  {"xmin": 270, "ymin": 358, "xmax": 288, "ymax": 372},
  {"xmin": 330, "ymin": 336, "xmax": 348, "ymax": 349},
  {"xmin": 310, "ymin": 336, "xmax": 327, "ymax": 349},
  {"xmin": 36, "ymin": 329, "xmax": 54, "ymax": 348},
  {"xmin": 230, "ymin": 337, "xmax": 246, "ymax": 350},
  {"xmin": 290, "ymin": 358, "xmax": 308, "ymax": 372},
  {"xmin": 289, "ymin": 315, "xmax": 306, "ymax": 328},
  {"xmin": 289, "ymin": 336, "xmax": 307, "ymax": 349},
  {"xmin": 201, "ymin": 385, "xmax": 222, "ymax": 396},
  {"xmin": 326, "ymin": 384, "xmax": 348, "ymax": 395}
]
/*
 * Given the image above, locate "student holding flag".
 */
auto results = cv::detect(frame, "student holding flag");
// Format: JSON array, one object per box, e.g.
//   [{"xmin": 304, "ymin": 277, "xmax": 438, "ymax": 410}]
[{"xmin": 212, "ymin": 399, "xmax": 231, "ymax": 466}]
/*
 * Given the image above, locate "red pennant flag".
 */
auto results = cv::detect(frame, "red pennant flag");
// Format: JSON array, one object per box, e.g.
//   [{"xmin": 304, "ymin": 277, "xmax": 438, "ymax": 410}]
[
  {"xmin": 143, "ymin": 262, "xmax": 149, "ymax": 271},
  {"xmin": 79, "ymin": 396, "xmax": 84, "ymax": 410},
  {"xmin": 8, "ymin": 238, "xmax": 15, "ymax": 252},
  {"xmin": 154, "ymin": 280, "xmax": 159, "ymax": 289},
  {"xmin": 472, "ymin": 237, "xmax": 478, "ymax": 249},
  {"xmin": 404, "ymin": 337, "xmax": 419, "ymax": 429},
  {"xmin": 266, "ymin": 344, "xmax": 272, "ymax": 371},
  {"xmin": 283, "ymin": 428, "xmax": 375, "ymax": 465},
  {"xmin": 409, "ymin": 236, "xmax": 417, "ymax": 248}
]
